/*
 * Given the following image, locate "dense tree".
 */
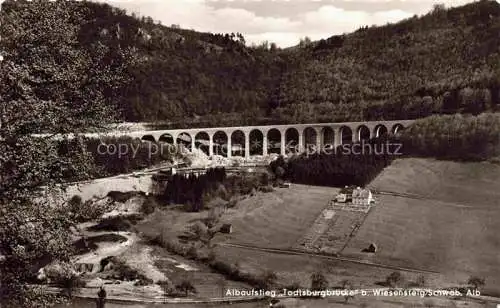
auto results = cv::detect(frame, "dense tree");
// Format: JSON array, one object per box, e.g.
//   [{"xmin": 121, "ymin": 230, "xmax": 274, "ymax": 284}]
[
  {"xmin": 84, "ymin": 136, "xmax": 175, "ymax": 178},
  {"xmin": 467, "ymin": 276, "xmax": 486, "ymax": 289},
  {"xmin": 401, "ymin": 113, "xmax": 500, "ymax": 161},
  {"xmin": 175, "ymin": 280, "xmax": 197, "ymax": 297},
  {"xmin": 310, "ymin": 272, "xmax": 328, "ymax": 291},
  {"xmin": 385, "ymin": 271, "xmax": 404, "ymax": 288},
  {"xmin": 0, "ymin": 0, "xmax": 137, "ymax": 306},
  {"xmin": 278, "ymin": 137, "xmax": 397, "ymax": 187},
  {"xmin": 159, "ymin": 167, "xmax": 227, "ymax": 210}
]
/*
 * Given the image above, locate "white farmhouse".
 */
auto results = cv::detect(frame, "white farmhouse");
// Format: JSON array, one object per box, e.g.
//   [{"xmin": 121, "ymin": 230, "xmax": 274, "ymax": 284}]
[{"xmin": 352, "ymin": 187, "xmax": 374, "ymax": 206}]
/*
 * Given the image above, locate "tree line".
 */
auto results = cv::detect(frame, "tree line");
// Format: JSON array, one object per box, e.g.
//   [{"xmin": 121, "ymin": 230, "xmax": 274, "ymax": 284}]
[
  {"xmin": 85, "ymin": 136, "xmax": 175, "ymax": 177},
  {"xmin": 159, "ymin": 167, "xmax": 227, "ymax": 212},
  {"xmin": 268, "ymin": 112, "xmax": 500, "ymax": 188},
  {"xmin": 400, "ymin": 112, "xmax": 500, "ymax": 161},
  {"xmin": 270, "ymin": 138, "xmax": 397, "ymax": 187}
]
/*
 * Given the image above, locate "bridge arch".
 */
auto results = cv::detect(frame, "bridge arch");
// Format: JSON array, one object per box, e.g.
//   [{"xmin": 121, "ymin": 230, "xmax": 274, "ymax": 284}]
[
  {"xmin": 391, "ymin": 123, "xmax": 405, "ymax": 136},
  {"xmin": 285, "ymin": 128, "xmax": 299, "ymax": 155},
  {"xmin": 374, "ymin": 124, "xmax": 388, "ymax": 138},
  {"xmin": 213, "ymin": 131, "xmax": 228, "ymax": 157},
  {"xmin": 158, "ymin": 133, "xmax": 174, "ymax": 144},
  {"xmin": 339, "ymin": 126, "xmax": 353, "ymax": 145},
  {"xmin": 231, "ymin": 130, "xmax": 245, "ymax": 157},
  {"xmin": 357, "ymin": 125, "xmax": 371, "ymax": 142},
  {"xmin": 267, "ymin": 128, "xmax": 281, "ymax": 155},
  {"xmin": 194, "ymin": 131, "xmax": 210, "ymax": 156},
  {"xmin": 249, "ymin": 129, "xmax": 264, "ymax": 156},
  {"xmin": 176, "ymin": 132, "xmax": 192, "ymax": 151},
  {"xmin": 303, "ymin": 127, "xmax": 318, "ymax": 153},
  {"xmin": 321, "ymin": 126, "xmax": 335, "ymax": 151},
  {"xmin": 141, "ymin": 134, "xmax": 156, "ymax": 143}
]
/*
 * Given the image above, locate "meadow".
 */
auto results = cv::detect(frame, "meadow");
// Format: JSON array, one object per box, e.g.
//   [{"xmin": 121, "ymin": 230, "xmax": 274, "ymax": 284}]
[
  {"xmin": 212, "ymin": 184, "xmax": 337, "ymax": 249},
  {"xmin": 345, "ymin": 158, "xmax": 500, "ymax": 293}
]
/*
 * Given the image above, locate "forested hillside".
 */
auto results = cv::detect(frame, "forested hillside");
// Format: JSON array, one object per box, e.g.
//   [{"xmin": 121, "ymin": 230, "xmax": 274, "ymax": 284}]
[
  {"xmin": 275, "ymin": 0, "xmax": 500, "ymax": 123},
  {"xmin": 0, "ymin": 0, "xmax": 284, "ymax": 128},
  {"xmin": 3, "ymin": 0, "xmax": 500, "ymax": 127}
]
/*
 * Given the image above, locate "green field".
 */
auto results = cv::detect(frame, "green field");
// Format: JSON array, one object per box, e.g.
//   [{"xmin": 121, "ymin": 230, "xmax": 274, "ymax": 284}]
[
  {"xmin": 345, "ymin": 158, "xmax": 500, "ymax": 293},
  {"xmin": 213, "ymin": 245, "xmax": 434, "ymax": 289},
  {"xmin": 213, "ymin": 184, "xmax": 337, "ymax": 249},
  {"xmin": 369, "ymin": 158, "xmax": 500, "ymax": 206},
  {"xmin": 212, "ymin": 158, "xmax": 500, "ymax": 295}
]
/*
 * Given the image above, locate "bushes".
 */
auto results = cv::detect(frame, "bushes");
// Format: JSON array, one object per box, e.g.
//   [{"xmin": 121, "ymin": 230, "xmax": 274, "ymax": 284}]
[
  {"xmin": 158, "ymin": 279, "xmax": 173, "ymax": 297},
  {"xmin": 226, "ymin": 198, "xmax": 238, "ymax": 208},
  {"xmin": 72, "ymin": 238, "xmax": 98, "ymax": 255},
  {"xmin": 208, "ymin": 259, "xmax": 277, "ymax": 289},
  {"xmin": 68, "ymin": 195, "xmax": 83, "ymax": 209},
  {"xmin": 467, "ymin": 276, "xmax": 486, "ymax": 289},
  {"xmin": 186, "ymin": 222, "xmax": 209, "ymax": 241},
  {"xmin": 258, "ymin": 185, "xmax": 274, "ymax": 193},
  {"xmin": 42, "ymin": 261, "xmax": 85, "ymax": 298},
  {"xmin": 68, "ymin": 195, "xmax": 114, "ymax": 223},
  {"xmin": 203, "ymin": 208, "xmax": 221, "ymax": 228},
  {"xmin": 310, "ymin": 272, "xmax": 328, "ymax": 291},
  {"xmin": 107, "ymin": 191, "xmax": 137, "ymax": 203},
  {"xmin": 414, "ymin": 275, "xmax": 426, "ymax": 287},
  {"xmin": 141, "ymin": 197, "xmax": 158, "ymax": 215},
  {"xmin": 259, "ymin": 270, "xmax": 278, "ymax": 289},
  {"xmin": 210, "ymin": 260, "xmax": 241, "ymax": 279},
  {"xmin": 285, "ymin": 282, "xmax": 301, "ymax": 291},
  {"xmin": 186, "ymin": 246, "xmax": 199, "ymax": 260},
  {"xmin": 148, "ymin": 229, "xmax": 278, "ymax": 290},
  {"xmin": 107, "ymin": 257, "xmax": 153, "ymax": 285},
  {"xmin": 149, "ymin": 234, "xmax": 190, "ymax": 257},
  {"xmin": 385, "ymin": 271, "xmax": 404, "ymax": 288},
  {"xmin": 175, "ymin": 280, "xmax": 197, "ymax": 297},
  {"xmin": 87, "ymin": 214, "xmax": 143, "ymax": 232}
]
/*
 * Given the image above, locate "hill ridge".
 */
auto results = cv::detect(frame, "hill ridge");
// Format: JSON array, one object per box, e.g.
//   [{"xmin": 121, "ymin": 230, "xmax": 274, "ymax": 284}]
[{"xmin": 2, "ymin": 0, "xmax": 500, "ymax": 126}]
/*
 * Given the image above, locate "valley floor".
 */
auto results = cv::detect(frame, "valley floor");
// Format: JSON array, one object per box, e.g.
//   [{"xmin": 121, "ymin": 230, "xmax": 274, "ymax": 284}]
[{"xmin": 54, "ymin": 158, "xmax": 500, "ymax": 307}]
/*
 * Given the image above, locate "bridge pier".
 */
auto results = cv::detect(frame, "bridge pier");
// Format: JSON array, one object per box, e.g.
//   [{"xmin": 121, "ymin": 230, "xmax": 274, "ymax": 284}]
[
  {"xmin": 226, "ymin": 136, "xmax": 232, "ymax": 158},
  {"xmin": 280, "ymin": 131, "xmax": 286, "ymax": 156},
  {"xmin": 209, "ymin": 134, "xmax": 214, "ymax": 157},
  {"xmin": 262, "ymin": 129, "xmax": 268, "ymax": 156},
  {"xmin": 298, "ymin": 129, "xmax": 304, "ymax": 153},
  {"xmin": 244, "ymin": 132, "xmax": 250, "ymax": 159},
  {"xmin": 315, "ymin": 128, "xmax": 322, "ymax": 154}
]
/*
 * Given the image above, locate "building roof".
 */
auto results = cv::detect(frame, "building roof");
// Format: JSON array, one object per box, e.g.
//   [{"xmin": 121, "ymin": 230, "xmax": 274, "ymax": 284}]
[
  {"xmin": 339, "ymin": 185, "xmax": 355, "ymax": 195},
  {"xmin": 352, "ymin": 188, "xmax": 372, "ymax": 199}
]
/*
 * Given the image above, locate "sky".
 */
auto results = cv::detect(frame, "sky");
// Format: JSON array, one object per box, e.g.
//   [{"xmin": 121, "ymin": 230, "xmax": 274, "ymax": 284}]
[{"xmin": 103, "ymin": 0, "xmax": 477, "ymax": 48}]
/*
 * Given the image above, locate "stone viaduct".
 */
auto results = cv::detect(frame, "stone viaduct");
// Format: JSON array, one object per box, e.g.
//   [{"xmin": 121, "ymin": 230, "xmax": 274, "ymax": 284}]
[{"xmin": 88, "ymin": 120, "xmax": 415, "ymax": 158}]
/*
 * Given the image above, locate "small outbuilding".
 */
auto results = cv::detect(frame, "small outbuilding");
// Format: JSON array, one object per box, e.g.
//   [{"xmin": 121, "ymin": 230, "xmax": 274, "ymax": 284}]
[
  {"xmin": 363, "ymin": 243, "xmax": 378, "ymax": 253},
  {"xmin": 220, "ymin": 224, "xmax": 233, "ymax": 234}
]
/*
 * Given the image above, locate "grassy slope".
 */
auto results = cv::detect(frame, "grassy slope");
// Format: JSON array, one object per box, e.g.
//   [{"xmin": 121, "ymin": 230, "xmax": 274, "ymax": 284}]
[
  {"xmin": 136, "ymin": 209, "xmax": 254, "ymax": 298},
  {"xmin": 213, "ymin": 244, "xmax": 435, "ymax": 290},
  {"xmin": 213, "ymin": 184, "xmax": 336, "ymax": 249},
  {"xmin": 369, "ymin": 158, "xmax": 500, "ymax": 206},
  {"xmin": 345, "ymin": 158, "xmax": 500, "ymax": 291}
]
